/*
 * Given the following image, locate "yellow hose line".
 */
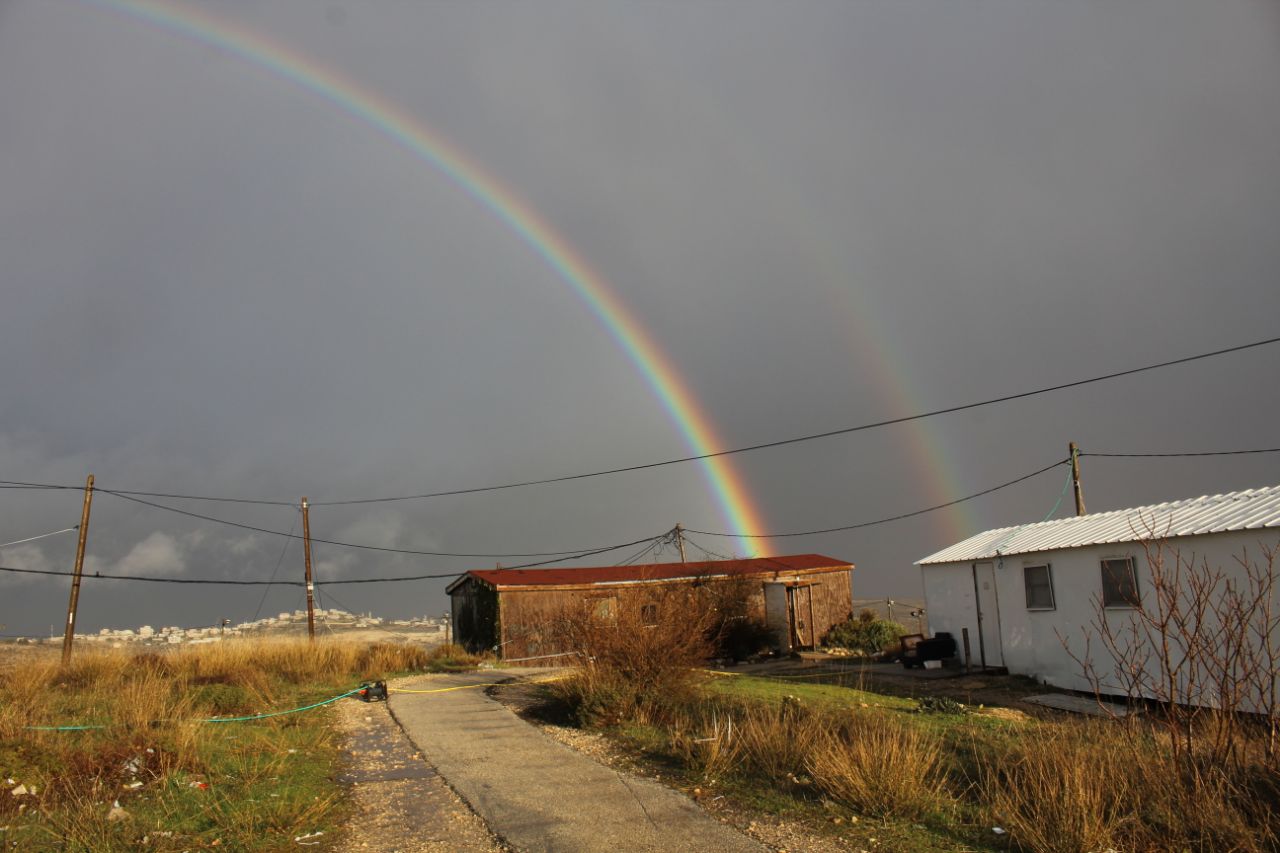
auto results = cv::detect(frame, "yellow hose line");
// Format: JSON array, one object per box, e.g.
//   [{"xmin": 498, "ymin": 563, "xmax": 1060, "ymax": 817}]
[
  {"xmin": 390, "ymin": 674, "xmax": 567, "ymax": 695},
  {"xmin": 390, "ymin": 682, "xmax": 505, "ymax": 694}
]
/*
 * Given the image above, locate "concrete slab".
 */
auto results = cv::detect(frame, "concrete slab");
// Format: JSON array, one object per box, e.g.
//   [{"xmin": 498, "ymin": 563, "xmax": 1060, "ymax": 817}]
[
  {"xmin": 1025, "ymin": 693, "xmax": 1137, "ymax": 717},
  {"xmin": 390, "ymin": 671, "xmax": 765, "ymax": 853}
]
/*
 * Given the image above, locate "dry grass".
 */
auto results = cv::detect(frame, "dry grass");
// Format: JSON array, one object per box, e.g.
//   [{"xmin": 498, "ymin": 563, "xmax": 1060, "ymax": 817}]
[
  {"xmin": 980, "ymin": 719, "xmax": 1280, "ymax": 852},
  {"xmin": 0, "ymin": 637, "xmax": 448, "ymax": 850},
  {"xmin": 806, "ymin": 711, "xmax": 949, "ymax": 819}
]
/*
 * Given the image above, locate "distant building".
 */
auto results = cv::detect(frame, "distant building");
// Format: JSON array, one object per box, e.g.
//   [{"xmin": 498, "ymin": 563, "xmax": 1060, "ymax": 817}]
[
  {"xmin": 917, "ymin": 484, "xmax": 1280, "ymax": 708},
  {"xmin": 447, "ymin": 554, "xmax": 854, "ymax": 662}
]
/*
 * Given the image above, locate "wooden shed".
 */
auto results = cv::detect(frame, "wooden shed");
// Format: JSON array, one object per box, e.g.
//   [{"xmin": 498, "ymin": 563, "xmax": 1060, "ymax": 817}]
[{"xmin": 446, "ymin": 554, "xmax": 854, "ymax": 663}]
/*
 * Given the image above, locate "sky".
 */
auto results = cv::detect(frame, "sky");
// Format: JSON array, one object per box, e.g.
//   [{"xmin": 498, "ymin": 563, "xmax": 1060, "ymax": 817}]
[{"xmin": 2, "ymin": 0, "xmax": 1278, "ymax": 636}]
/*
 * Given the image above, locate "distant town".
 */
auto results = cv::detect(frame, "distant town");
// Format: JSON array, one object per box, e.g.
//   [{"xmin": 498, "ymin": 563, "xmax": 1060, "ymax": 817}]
[{"xmin": 5, "ymin": 610, "xmax": 447, "ymax": 646}]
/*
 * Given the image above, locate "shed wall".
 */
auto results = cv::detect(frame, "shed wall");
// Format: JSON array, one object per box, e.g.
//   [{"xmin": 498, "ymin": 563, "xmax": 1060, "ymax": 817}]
[{"xmin": 494, "ymin": 569, "xmax": 853, "ymax": 663}]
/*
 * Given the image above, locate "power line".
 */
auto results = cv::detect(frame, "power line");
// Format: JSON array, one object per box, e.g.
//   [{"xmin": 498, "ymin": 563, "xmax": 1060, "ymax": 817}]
[
  {"xmin": 4, "ymin": 337, "xmax": 1276, "ymax": 510},
  {"xmin": 102, "ymin": 488, "xmax": 294, "ymax": 507},
  {"xmin": 305, "ymin": 335, "xmax": 1279, "ymax": 505},
  {"xmin": 251, "ymin": 509, "xmax": 299, "ymax": 623},
  {"xmin": 1082, "ymin": 447, "xmax": 1280, "ymax": 458},
  {"xmin": 0, "ymin": 533, "xmax": 667, "ymax": 587},
  {"xmin": 685, "ymin": 458, "xmax": 1069, "ymax": 538},
  {"xmin": 0, "ymin": 526, "xmax": 78, "ymax": 549},
  {"xmin": 97, "ymin": 490, "xmax": 645, "ymax": 558}
]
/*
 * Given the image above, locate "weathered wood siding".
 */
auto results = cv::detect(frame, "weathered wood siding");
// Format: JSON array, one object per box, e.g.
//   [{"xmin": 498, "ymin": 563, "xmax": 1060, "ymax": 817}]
[
  {"xmin": 801, "ymin": 572, "xmax": 856, "ymax": 646},
  {"xmin": 493, "ymin": 568, "xmax": 853, "ymax": 662}
]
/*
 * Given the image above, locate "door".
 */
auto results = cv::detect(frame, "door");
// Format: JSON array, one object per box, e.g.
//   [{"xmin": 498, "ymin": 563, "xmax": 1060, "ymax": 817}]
[
  {"xmin": 764, "ymin": 582, "xmax": 791, "ymax": 652},
  {"xmin": 972, "ymin": 562, "xmax": 1004, "ymax": 668}
]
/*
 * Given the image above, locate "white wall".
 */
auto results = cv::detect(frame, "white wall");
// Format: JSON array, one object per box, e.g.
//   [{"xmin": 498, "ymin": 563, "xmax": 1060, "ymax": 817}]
[{"xmin": 921, "ymin": 529, "xmax": 1280, "ymax": 706}]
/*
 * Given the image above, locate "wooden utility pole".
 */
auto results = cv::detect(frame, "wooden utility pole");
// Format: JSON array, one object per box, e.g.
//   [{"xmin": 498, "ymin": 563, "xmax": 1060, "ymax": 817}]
[
  {"xmin": 301, "ymin": 497, "xmax": 316, "ymax": 642},
  {"xmin": 1069, "ymin": 441, "xmax": 1087, "ymax": 516},
  {"xmin": 674, "ymin": 524, "xmax": 687, "ymax": 563},
  {"xmin": 61, "ymin": 474, "xmax": 95, "ymax": 665}
]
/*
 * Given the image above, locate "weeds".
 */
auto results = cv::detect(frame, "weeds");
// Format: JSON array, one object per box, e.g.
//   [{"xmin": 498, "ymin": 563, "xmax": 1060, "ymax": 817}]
[{"xmin": 0, "ymin": 637, "xmax": 444, "ymax": 850}]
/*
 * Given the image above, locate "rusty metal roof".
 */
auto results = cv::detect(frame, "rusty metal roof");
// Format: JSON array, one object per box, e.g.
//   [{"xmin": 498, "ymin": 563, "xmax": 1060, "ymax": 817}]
[
  {"xmin": 917, "ymin": 483, "xmax": 1280, "ymax": 566},
  {"xmin": 449, "ymin": 554, "xmax": 852, "ymax": 591}
]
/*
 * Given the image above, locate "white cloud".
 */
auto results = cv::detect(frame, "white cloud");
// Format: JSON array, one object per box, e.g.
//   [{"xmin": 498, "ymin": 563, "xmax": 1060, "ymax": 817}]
[{"xmin": 114, "ymin": 532, "xmax": 186, "ymax": 577}]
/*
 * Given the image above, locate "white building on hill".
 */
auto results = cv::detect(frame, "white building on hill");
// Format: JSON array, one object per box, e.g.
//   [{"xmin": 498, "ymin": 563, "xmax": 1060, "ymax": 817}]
[{"xmin": 917, "ymin": 484, "xmax": 1280, "ymax": 708}]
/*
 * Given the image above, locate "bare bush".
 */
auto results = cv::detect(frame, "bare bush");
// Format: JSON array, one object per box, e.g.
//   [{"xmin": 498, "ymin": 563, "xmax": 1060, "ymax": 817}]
[
  {"xmin": 1064, "ymin": 530, "xmax": 1280, "ymax": 773},
  {"xmin": 550, "ymin": 583, "xmax": 719, "ymax": 725}
]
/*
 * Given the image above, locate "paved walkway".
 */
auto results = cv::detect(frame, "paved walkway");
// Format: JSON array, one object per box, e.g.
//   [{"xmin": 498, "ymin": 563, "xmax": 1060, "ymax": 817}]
[{"xmin": 388, "ymin": 671, "xmax": 764, "ymax": 853}]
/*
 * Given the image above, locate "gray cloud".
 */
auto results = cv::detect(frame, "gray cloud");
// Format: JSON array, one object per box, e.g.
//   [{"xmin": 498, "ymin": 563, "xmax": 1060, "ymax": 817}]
[{"xmin": 1, "ymin": 0, "xmax": 1278, "ymax": 634}]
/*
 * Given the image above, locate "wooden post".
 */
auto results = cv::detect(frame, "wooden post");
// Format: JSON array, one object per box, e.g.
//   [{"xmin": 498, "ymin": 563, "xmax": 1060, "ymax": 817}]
[
  {"xmin": 61, "ymin": 474, "xmax": 95, "ymax": 665},
  {"xmin": 301, "ymin": 497, "xmax": 316, "ymax": 642},
  {"xmin": 1069, "ymin": 441, "xmax": 1087, "ymax": 516},
  {"xmin": 674, "ymin": 524, "xmax": 687, "ymax": 563}
]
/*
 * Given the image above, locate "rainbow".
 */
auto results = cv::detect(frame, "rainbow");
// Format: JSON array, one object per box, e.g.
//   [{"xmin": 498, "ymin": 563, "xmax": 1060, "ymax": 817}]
[{"xmin": 84, "ymin": 0, "xmax": 768, "ymax": 555}]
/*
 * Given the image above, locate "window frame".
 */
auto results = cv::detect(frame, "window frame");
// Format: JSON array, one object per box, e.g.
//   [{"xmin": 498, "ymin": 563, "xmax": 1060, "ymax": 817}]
[
  {"xmin": 1100, "ymin": 556, "xmax": 1141, "ymax": 608},
  {"xmin": 1023, "ymin": 563, "xmax": 1056, "ymax": 610}
]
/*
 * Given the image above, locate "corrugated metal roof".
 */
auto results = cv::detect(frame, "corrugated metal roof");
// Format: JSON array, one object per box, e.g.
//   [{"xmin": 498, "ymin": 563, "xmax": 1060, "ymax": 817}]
[
  {"xmin": 451, "ymin": 554, "xmax": 852, "ymax": 590},
  {"xmin": 917, "ymin": 484, "xmax": 1280, "ymax": 566}
]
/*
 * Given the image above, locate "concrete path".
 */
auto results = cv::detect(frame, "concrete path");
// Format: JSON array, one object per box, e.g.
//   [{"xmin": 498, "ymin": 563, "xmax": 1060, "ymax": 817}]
[{"xmin": 389, "ymin": 671, "xmax": 764, "ymax": 853}]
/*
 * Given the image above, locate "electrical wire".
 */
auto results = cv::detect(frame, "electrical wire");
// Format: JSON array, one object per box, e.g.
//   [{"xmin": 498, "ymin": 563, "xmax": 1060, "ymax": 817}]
[
  {"xmin": 0, "ymin": 533, "xmax": 667, "ymax": 586},
  {"xmin": 97, "ymin": 489, "xmax": 642, "ymax": 558},
  {"xmin": 1082, "ymin": 448, "xmax": 1280, "ymax": 458},
  {"xmin": 685, "ymin": 458, "xmax": 1069, "ymax": 538},
  {"xmin": 10, "ymin": 336, "xmax": 1269, "ymax": 508},
  {"xmin": 0, "ymin": 526, "xmax": 78, "ymax": 549},
  {"xmin": 304, "ymin": 335, "xmax": 1279, "ymax": 505},
  {"xmin": 251, "ymin": 509, "xmax": 298, "ymax": 623}
]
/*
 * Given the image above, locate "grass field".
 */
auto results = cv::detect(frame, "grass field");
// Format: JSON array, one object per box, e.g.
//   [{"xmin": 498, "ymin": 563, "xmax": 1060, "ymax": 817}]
[
  {"xmin": 0, "ymin": 639, "xmax": 483, "ymax": 851},
  {"xmin": 554, "ymin": 666, "xmax": 1280, "ymax": 852}
]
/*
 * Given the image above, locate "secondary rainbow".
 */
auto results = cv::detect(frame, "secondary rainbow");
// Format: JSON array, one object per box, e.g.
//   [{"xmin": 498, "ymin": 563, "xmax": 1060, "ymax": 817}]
[{"xmin": 86, "ymin": 0, "xmax": 768, "ymax": 554}]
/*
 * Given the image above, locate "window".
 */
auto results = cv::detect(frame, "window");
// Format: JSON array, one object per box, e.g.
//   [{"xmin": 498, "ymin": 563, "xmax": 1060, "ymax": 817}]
[
  {"xmin": 1101, "ymin": 557, "xmax": 1140, "ymax": 607},
  {"xmin": 592, "ymin": 596, "xmax": 617, "ymax": 621},
  {"xmin": 1024, "ymin": 564, "xmax": 1055, "ymax": 610},
  {"xmin": 641, "ymin": 603, "xmax": 658, "ymax": 625}
]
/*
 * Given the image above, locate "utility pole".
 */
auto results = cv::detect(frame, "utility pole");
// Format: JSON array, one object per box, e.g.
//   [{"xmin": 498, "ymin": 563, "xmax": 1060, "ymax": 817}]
[
  {"xmin": 61, "ymin": 474, "xmax": 95, "ymax": 665},
  {"xmin": 301, "ymin": 497, "xmax": 316, "ymax": 642},
  {"xmin": 1069, "ymin": 441, "xmax": 1087, "ymax": 517},
  {"xmin": 674, "ymin": 524, "xmax": 687, "ymax": 563}
]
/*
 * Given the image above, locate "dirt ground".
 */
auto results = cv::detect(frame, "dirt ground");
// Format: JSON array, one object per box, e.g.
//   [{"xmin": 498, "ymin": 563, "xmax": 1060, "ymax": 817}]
[
  {"xmin": 334, "ymin": 696, "xmax": 507, "ymax": 853},
  {"xmin": 730, "ymin": 658, "xmax": 1058, "ymax": 715}
]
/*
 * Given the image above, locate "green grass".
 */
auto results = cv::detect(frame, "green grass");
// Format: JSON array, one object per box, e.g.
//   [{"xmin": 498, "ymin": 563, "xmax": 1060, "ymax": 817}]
[
  {"xmin": 0, "ymin": 639, "xmax": 482, "ymax": 851},
  {"xmin": 704, "ymin": 672, "xmax": 917, "ymax": 711}
]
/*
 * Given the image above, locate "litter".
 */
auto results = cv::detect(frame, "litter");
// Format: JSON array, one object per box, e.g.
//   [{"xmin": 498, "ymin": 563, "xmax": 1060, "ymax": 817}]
[
  {"xmin": 107, "ymin": 800, "xmax": 129, "ymax": 822},
  {"xmin": 188, "ymin": 781, "xmax": 209, "ymax": 790},
  {"xmin": 10, "ymin": 785, "xmax": 28, "ymax": 797},
  {"xmin": 123, "ymin": 781, "xmax": 144, "ymax": 790},
  {"xmin": 295, "ymin": 830, "xmax": 325, "ymax": 845},
  {"xmin": 992, "ymin": 827, "xmax": 1007, "ymax": 835}
]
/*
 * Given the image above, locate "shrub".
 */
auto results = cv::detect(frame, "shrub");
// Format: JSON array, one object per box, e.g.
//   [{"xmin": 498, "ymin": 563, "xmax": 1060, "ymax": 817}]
[
  {"xmin": 823, "ymin": 611, "xmax": 907, "ymax": 655},
  {"xmin": 551, "ymin": 585, "xmax": 719, "ymax": 726},
  {"xmin": 806, "ymin": 711, "xmax": 949, "ymax": 819}
]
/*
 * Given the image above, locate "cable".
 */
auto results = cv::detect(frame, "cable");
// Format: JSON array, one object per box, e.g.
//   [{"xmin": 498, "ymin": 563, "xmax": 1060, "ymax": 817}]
[
  {"xmin": 991, "ymin": 463, "xmax": 1076, "ymax": 558},
  {"xmin": 0, "ymin": 526, "xmax": 78, "ymax": 549},
  {"xmin": 6, "ymin": 337, "xmax": 1276, "ymax": 510},
  {"xmin": 305, "ymin": 335, "xmax": 1279, "ymax": 505},
  {"xmin": 686, "ymin": 458, "xmax": 1069, "ymax": 539},
  {"xmin": 1082, "ymin": 448, "xmax": 1280, "ymax": 458},
  {"xmin": 251, "ymin": 509, "xmax": 299, "ymax": 623},
  {"xmin": 0, "ymin": 533, "xmax": 667, "ymax": 586},
  {"xmin": 98, "ymin": 490, "xmax": 640, "ymax": 558}
]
